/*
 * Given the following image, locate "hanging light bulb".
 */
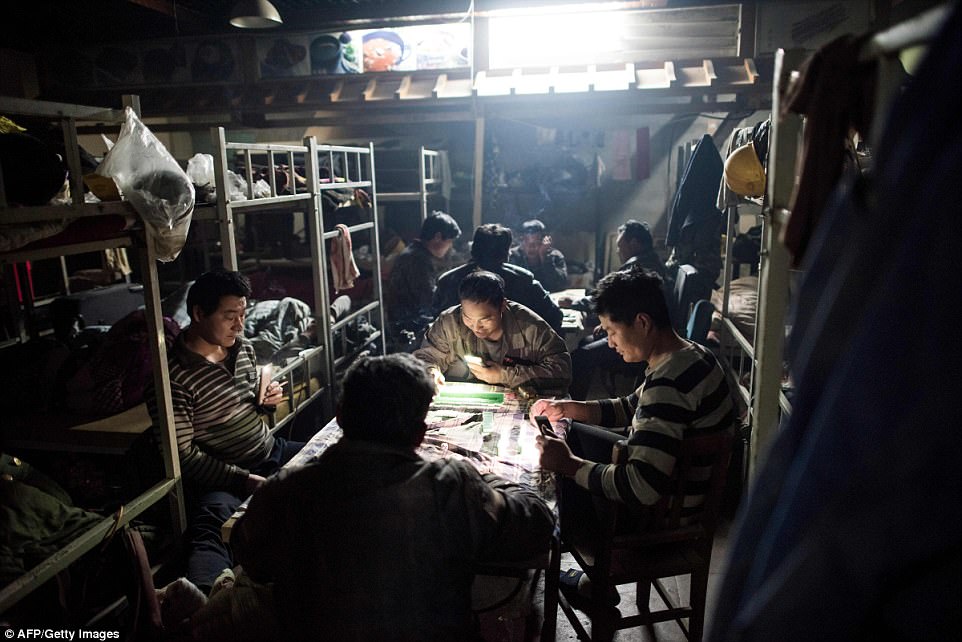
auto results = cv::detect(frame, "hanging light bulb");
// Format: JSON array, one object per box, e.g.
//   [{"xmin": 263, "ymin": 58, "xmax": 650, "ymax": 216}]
[{"xmin": 229, "ymin": 0, "xmax": 283, "ymax": 29}]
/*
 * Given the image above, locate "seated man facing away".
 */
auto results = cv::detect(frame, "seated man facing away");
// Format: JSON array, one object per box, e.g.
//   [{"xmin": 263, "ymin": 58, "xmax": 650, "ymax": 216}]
[
  {"xmin": 147, "ymin": 269, "xmax": 303, "ymax": 594},
  {"xmin": 434, "ymin": 223, "xmax": 564, "ymax": 334},
  {"xmin": 564, "ymin": 218, "xmax": 663, "ymax": 399},
  {"xmin": 232, "ymin": 353, "xmax": 555, "ymax": 641},
  {"xmin": 508, "ymin": 218, "xmax": 568, "ymax": 293},
  {"xmin": 533, "ymin": 269, "xmax": 735, "ymax": 601},
  {"xmin": 385, "ymin": 211, "xmax": 461, "ymax": 336},
  {"xmin": 415, "ymin": 270, "xmax": 571, "ymax": 397}
]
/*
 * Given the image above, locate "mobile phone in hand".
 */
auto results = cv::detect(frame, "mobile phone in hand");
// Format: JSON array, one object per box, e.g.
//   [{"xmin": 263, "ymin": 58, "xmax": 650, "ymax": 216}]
[
  {"xmin": 464, "ymin": 354, "xmax": 483, "ymax": 366},
  {"xmin": 534, "ymin": 415, "xmax": 557, "ymax": 438},
  {"xmin": 257, "ymin": 364, "xmax": 273, "ymax": 405}
]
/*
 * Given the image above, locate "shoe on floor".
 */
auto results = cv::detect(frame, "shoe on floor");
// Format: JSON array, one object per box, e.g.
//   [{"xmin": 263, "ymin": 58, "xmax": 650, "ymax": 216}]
[
  {"xmin": 157, "ymin": 577, "xmax": 207, "ymax": 631},
  {"xmin": 209, "ymin": 567, "xmax": 236, "ymax": 598},
  {"xmin": 559, "ymin": 568, "xmax": 621, "ymax": 608}
]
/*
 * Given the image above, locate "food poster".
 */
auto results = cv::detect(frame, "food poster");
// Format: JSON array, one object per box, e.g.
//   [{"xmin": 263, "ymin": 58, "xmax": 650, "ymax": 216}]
[{"xmin": 354, "ymin": 23, "xmax": 471, "ymax": 73}]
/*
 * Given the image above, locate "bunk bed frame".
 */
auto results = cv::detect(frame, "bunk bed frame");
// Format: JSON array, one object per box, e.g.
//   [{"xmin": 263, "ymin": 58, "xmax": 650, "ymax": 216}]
[
  {"xmin": 0, "ymin": 95, "xmax": 185, "ymax": 614},
  {"xmin": 378, "ymin": 147, "xmax": 445, "ymax": 221},
  {"xmin": 315, "ymin": 141, "xmax": 387, "ymax": 386},
  {"xmin": 197, "ymin": 129, "xmax": 332, "ymax": 431},
  {"xmin": 198, "ymin": 129, "xmax": 387, "ymax": 425},
  {"xmin": 715, "ymin": 3, "xmax": 951, "ymax": 479}
]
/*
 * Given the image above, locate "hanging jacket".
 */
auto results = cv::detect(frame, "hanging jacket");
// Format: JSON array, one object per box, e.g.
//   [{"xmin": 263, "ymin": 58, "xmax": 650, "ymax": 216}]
[
  {"xmin": 665, "ymin": 134, "xmax": 723, "ymax": 282},
  {"xmin": 708, "ymin": 6, "xmax": 962, "ymax": 640}
]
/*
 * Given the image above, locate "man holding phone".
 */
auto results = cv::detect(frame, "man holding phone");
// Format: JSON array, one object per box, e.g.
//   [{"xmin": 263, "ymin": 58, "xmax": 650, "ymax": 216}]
[
  {"xmin": 147, "ymin": 269, "xmax": 304, "ymax": 594},
  {"xmin": 531, "ymin": 269, "xmax": 735, "ymax": 605},
  {"xmin": 414, "ymin": 270, "xmax": 571, "ymax": 396}
]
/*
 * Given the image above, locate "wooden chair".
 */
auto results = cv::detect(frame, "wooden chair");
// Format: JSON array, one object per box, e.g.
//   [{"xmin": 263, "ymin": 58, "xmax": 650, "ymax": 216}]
[
  {"xmin": 556, "ymin": 430, "xmax": 733, "ymax": 642},
  {"xmin": 473, "ymin": 532, "xmax": 560, "ymax": 642}
]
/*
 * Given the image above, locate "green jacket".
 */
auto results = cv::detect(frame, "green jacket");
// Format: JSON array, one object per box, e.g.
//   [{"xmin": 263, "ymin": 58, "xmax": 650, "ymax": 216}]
[{"xmin": 414, "ymin": 301, "xmax": 571, "ymax": 396}]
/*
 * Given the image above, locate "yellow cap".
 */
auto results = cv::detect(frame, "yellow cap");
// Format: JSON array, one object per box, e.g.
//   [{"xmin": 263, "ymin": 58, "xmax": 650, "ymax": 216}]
[{"xmin": 724, "ymin": 143, "xmax": 766, "ymax": 197}]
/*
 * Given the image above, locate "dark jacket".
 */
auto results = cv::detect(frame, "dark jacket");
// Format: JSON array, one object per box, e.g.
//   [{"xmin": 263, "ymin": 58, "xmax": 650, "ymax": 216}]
[
  {"xmin": 432, "ymin": 262, "xmax": 564, "ymax": 334},
  {"xmin": 621, "ymin": 248, "xmax": 666, "ymax": 278},
  {"xmin": 385, "ymin": 240, "xmax": 445, "ymax": 327},
  {"xmin": 665, "ymin": 134, "xmax": 723, "ymax": 282},
  {"xmin": 508, "ymin": 246, "xmax": 568, "ymax": 292},
  {"xmin": 234, "ymin": 438, "xmax": 554, "ymax": 642}
]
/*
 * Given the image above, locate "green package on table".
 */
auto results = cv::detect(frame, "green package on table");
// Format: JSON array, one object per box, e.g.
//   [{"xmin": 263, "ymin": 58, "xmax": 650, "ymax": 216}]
[{"xmin": 435, "ymin": 391, "xmax": 505, "ymax": 404}]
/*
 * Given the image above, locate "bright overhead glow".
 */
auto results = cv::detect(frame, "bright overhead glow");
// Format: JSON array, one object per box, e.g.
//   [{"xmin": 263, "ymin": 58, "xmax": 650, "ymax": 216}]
[{"xmin": 488, "ymin": 11, "xmax": 627, "ymax": 69}]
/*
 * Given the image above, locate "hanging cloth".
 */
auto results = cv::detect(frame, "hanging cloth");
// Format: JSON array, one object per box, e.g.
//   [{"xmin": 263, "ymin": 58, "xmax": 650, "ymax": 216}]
[
  {"xmin": 708, "ymin": 4, "xmax": 962, "ymax": 640},
  {"xmin": 665, "ymin": 134, "xmax": 724, "ymax": 282},
  {"xmin": 781, "ymin": 33, "xmax": 878, "ymax": 267},
  {"xmin": 329, "ymin": 223, "xmax": 360, "ymax": 293}
]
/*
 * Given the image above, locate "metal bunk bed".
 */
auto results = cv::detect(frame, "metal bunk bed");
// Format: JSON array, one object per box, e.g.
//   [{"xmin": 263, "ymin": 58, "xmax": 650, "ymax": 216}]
[
  {"xmin": 713, "ymin": 47, "xmax": 803, "ymax": 480},
  {"xmin": 199, "ymin": 127, "xmax": 331, "ymax": 430},
  {"xmin": 717, "ymin": 2, "xmax": 951, "ymax": 480},
  {"xmin": 0, "ymin": 95, "xmax": 185, "ymax": 614},
  {"xmin": 377, "ymin": 147, "xmax": 445, "ymax": 221},
  {"xmin": 712, "ymin": 50, "xmax": 802, "ymax": 480},
  {"xmin": 314, "ymin": 141, "xmax": 387, "ymax": 396},
  {"xmin": 200, "ymin": 129, "xmax": 386, "ymax": 420}
]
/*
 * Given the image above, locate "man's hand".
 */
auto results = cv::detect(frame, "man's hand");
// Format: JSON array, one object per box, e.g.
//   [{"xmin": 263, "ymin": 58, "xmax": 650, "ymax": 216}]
[
  {"xmin": 529, "ymin": 398, "xmax": 568, "ymax": 424},
  {"xmin": 429, "ymin": 366, "xmax": 446, "ymax": 391},
  {"xmin": 245, "ymin": 473, "xmax": 267, "ymax": 495},
  {"xmin": 467, "ymin": 360, "xmax": 504, "ymax": 385},
  {"xmin": 592, "ymin": 324, "xmax": 606, "ymax": 340},
  {"xmin": 539, "ymin": 235, "xmax": 553, "ymax": 260},
  {"xmin": 536, "ymin": 434, "xmax": 582, "ymax": 477},
  {"xmin": 261, "ymin": 380, "xmax": 286, "ymax": 407}
]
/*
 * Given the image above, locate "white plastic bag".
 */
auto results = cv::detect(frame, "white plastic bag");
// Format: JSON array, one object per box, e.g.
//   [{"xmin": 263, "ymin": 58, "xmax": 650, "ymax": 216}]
[
  {"xmin": 186, "ymin": 153, "xmax": 215, "ymax": 187},
  {"xmin": 98, "ymin": 107, "xmax": 194, "ymax": 262},
  {"xmin": 251, "ymin": 178, "xmax": 271, "ymax": 199},
  {"xmin": 226, "ymin": 170, "xmax": 249, "ymax": 202}
]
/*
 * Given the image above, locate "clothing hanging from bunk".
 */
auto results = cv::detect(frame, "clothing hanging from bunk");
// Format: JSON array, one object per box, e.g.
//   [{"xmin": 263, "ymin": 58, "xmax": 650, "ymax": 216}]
[
  {"xmin": 708, "ymin": 5, "xmax": 962, "ymax": 641},
  {"xmin": 665, "ymin": 133, "xmax": 724, "ymax": 282},
  {"xmin": 781, "ymin": 33, "xmax": 878, "ymax": 268},
  {"xmin": 329, "ymin": 223, "xmax": 360, "ymax": 293}
]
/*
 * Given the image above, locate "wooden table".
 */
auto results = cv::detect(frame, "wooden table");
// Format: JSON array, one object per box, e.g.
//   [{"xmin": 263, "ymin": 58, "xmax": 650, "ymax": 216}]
[
  {"xmin": 222, "ymin": 382, "xmax": 557, "ymax": 540},
  {"xmin": 550, "ymin": 288, "xmax": 588, "ymax": 351},
  {"xmin": 220, "ymin": 381, "xmax": 561, "ymax": 640}
]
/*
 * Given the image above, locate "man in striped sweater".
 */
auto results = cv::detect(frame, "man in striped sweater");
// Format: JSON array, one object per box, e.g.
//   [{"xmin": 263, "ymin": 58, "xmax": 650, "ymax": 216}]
[
  {"xmin": 532, "ymin": 268, "xmax": 735, "ymax": 604},
  {"xmin": 148, "ymin": 270, "xmax": 302, "ymax": 593}
]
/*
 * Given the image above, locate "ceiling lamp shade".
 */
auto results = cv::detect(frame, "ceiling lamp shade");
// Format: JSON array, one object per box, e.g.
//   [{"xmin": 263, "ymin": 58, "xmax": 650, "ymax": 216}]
[{"xmin": 229, "ymin": 0, "xmax": 283, "ymax": 28}]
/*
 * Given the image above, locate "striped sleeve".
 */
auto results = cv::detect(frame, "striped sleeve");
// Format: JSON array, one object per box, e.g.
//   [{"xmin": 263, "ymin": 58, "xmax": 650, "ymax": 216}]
[
  {"xmin": 577, "ymin": 346, "xmax": 735, "ymax": 508},
  {"xmin": 167, "ymin": 377, "xmax": 250, "ymax": 490},
  {"xmin": 585, "ymin": 392, "xmax": 640, "ymax": 428},
  {"xmin": 147, "ymin": 340, "xmax": 273, "ymax": 491}
]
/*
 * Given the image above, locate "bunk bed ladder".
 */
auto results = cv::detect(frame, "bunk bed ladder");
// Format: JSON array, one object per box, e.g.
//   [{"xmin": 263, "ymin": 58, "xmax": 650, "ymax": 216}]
[{"xmin": 748, "ymin": 48, "xmax": 804, "ymax": 479}]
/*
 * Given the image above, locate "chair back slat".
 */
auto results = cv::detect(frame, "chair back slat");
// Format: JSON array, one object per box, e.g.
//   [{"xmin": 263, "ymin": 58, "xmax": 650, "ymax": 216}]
[{"xmin": 611, "ymin": 430, "xmax": 732, "ymax": 536}]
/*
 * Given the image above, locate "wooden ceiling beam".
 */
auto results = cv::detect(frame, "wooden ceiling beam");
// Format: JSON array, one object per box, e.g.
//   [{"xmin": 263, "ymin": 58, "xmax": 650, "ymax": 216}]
[{"xmin": 122, "ymin": 0, "xmax": 208, "ymax": 24}]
